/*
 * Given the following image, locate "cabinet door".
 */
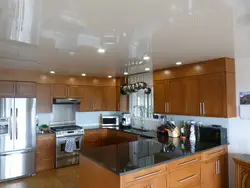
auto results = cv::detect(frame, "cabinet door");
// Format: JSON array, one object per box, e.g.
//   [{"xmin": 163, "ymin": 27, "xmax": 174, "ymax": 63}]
[
  {"xmin": 80, "ymin": 86, "xmax": 93, "ymax": 112},
  {"xmin": 148, "ymin": 175, "xmax": 167, "ymax": 188},
  {"xmin": 51, "ymin": 85, "xmax": 68, "ymax": 98},
  {"xmin": 68, "ymin": 86, "xmax": 83, "ymax": 98},
  {"xmin": 168, "ymin": 78, "xmax": 185, "ymax": 115},
  {"xmin": 200, "ymin": 74, "xmax": 225, "ymax": 117},
  {"xmin": 214, "ymin": 155, "xmax": 227, "ymax": 188},
  {"xmin": 103, "ymin": 86, "xmax": 117, "ymax": 111},
  {"xmin": 92, "ymin": 87, "xmax": 103, "ymax": 111},
  {"xmin": 184, "ymin": 77, "xmax": 200, "ymax": 116},
  {"xmin": 15, "ymin": 82, "xmax": 36, "ymax": 97},
  {"xmin": 127, "ymin": 181, "xmax": 149, "ymax": 188},
  {"xmin": 201, "ymin": 155, "xmax": 226, "ymax": 188},
  {"xmin": 154, "ymin": 80, "xmax": 166, "ymax": 114},
  {"xmin": 83, "ymin": 130, "xmax": 103, "ymax": 148},
  {"xmin": 36, "ymin": 84, "xmax": 52, "ymax": 113},
  {"xmin": 116, "ymin": 86, "xmax": 129, "ymax": 112},
  {"xmin": 0, "ymin": 81, "xmax": 16, "ymax": 97}
]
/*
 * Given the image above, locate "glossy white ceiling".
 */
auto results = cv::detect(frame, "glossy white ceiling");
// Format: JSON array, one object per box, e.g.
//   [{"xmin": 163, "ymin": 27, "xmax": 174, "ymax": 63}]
[{"xmin": 0, "ymin": 0, "xmax": 234, "ymax": 76}]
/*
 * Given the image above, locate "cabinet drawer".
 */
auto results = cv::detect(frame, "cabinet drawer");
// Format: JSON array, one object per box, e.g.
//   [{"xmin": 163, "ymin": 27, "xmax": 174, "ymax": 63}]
[
  {"xmin": 36, "ymin": 134, "xmax": 56, "ymax": 147},
  {"xmin": 121, "ymin": 164, "xmax": 167, "ymax": 185},
  {"xmin": 202, "ymin": 146, "xmax": 226, "ymax": 161},
  {"xmin": 36, "ymin": 146, "xmax": 55, "ymax": 159},
  {"xmin": 170, "ymin": 154, "xmax": 201, "ymax": 172},
  {"xmin": 36, "ymin": 158, "xmax": 54, "ymax": 172},
  {"xmin": 169, "ymin": 163, "xmax": 201, "ymax": 188}
]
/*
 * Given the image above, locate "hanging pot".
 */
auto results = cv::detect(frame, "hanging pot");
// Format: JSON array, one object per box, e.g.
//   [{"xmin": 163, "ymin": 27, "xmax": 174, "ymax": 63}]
[
  {"xmin": 144, "ymin": 87, "xmax": 151, "ymax": 95},
  {"xmin": 120, "ymin": 84, "xmax": 129, "ymax": 95},
  {"xmin": 139, "ymin": 82, "xmax": 148, "ymax": 89}
]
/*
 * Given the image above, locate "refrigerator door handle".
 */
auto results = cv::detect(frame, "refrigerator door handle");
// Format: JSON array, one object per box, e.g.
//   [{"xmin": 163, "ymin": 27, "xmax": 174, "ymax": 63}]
[
  {"xmin": 0, "ymin": 148, "xmax": 35, "ymax": 156},
  {"xmin": 16, "ymin": 108, "xmax": 18, "ymax": 139},
  {"xmin": 10, "ymin": 108, "xmax": 13, "ymax": 140}
]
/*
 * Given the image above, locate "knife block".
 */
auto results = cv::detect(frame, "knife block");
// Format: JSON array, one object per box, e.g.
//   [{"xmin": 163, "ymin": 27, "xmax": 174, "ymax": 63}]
[{"xmin": 168, "ymin": 127, "xmax": 181, "ymax": 138}]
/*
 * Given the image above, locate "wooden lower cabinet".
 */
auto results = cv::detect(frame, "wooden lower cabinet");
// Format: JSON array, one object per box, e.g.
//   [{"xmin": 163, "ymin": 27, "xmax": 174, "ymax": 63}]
[
  {"xmin": 36, "ymin": 134, "xmax": 56, "ymax": 172},
  {"xmin": 234, "ymin": 156, "xmax": 250, "ymax": 188},
  {"xmin": 126, "ymin": 175, "xmax": 167, "ymax": 188},
  {"xmin": 201, "ymin": 147, "xmax": 228, "ymax": 188}
]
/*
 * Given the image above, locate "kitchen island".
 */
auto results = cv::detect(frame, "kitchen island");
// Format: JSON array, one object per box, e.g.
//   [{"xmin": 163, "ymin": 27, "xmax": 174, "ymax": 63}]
[{"xmin": 79, "ymin": 128, "xmax": 228, "ymax": 188}]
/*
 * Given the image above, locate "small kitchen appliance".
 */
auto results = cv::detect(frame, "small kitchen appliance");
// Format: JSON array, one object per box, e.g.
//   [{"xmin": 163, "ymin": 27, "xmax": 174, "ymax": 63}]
[
  {"xmin": 198, "ymin": 125, "xmax": 227, "ymax": 144},
  {"xmin": 101, "ymin": 116, "xmax": 119, "ymax": 127},
  {"xmin": 121, "ymin": 113, "xmax": 132, "ymax": 127}
]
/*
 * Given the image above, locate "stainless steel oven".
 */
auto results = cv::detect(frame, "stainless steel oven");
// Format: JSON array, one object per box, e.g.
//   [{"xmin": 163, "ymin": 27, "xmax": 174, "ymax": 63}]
[{"xmin": 56, "ymin": 135, "xmax": 83, "ymax": 168}]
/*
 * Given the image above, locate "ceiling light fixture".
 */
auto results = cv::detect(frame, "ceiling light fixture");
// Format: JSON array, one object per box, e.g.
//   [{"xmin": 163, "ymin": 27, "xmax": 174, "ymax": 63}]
[
  {"xmin": 50, "ymin": 71, "xmax": 55, "ymax": 74},
  {"xmin": 69, "ymin": 52, "xmax": 75, "ymax": 55},
  {"xmin": 139, "ymin": 61, "xmax": 143, "ymax": 64},
  {"xmin": 124, "ymin": 72, "xmax": 128, "ymax": 75},
  {"xmin": 145, "ymin": 68, "xmax": 150, "ymax": 71},
  {"xmin": 176, "ymin": 62, "xmax": 182, "ymax": 65},
  {"xmin": 108, "ymin": 75, "xmax": 112, "ymax": 78},
  {"xmin": 143, "ymin": 55, "xmax": 150, "ymax": 60},
  {"xmin": 97, "ymin": 48, "xmax": 105, "ymax": 53},
  {"xmin": 82, "ymin": 73, "xmax": 86, "ymax": 76}
]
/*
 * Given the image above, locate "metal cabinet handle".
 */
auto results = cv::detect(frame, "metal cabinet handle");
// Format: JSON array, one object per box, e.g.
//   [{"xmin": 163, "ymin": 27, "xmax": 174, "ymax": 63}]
[
  {"xmin": 215, "ymin": 160, "xmax": 218, "ymax": 174},
  {"xmin": 217, "ymin": 160, "xmax": 220, "ymax": 174},
  {"xmin": 178, "ymin": 174, "xmax": 198, "ymax": 183},
  {"xmin": 203, "ymin": 102, "xmax": 206, "ymax": 115},
  {"xmin": 164, "ymin": 102, "xmax": 167, "ymax": 113},
  {"xmin": 200, "ymin": 103, "xmax": 202, "ymax": 115},
  {"xmin": 178, "ymin": 158, "xmax": 197, "ymax": 166},
  {"xmin": 209, "ymin": 150, "xmax": 224, "ymax": 157},
  {"xmin": 135, "ymin": 170, "xmax": 162, "ymax": 180},
  {"xmin": 167, "ymin": 102, "xmax": 170, "ymax": 113},
  {"xmin": 16, "ymin": 108, "xmax": 18, "ymax": 139}
]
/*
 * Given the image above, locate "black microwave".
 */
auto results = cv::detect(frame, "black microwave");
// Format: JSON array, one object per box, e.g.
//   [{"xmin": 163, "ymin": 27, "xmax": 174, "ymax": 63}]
[{"xmin": 199, "ymin": 126, "xmax": 227, "ymax": 144}]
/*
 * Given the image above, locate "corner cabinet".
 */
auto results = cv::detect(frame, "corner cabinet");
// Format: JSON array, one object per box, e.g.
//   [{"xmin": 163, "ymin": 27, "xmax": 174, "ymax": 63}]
[
  {"xmin": 153, "ymin": 58, "xmax": 236, "ymax": 118},
  {"xmin": 234, "ymin": 156, "xmax": 250, "ymax": 188}
]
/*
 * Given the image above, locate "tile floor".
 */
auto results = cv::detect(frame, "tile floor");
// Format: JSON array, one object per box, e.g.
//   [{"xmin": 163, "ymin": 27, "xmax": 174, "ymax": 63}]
[{"xmin": 0, "ymin": 165, "xmax": 79, "ymax": 188}]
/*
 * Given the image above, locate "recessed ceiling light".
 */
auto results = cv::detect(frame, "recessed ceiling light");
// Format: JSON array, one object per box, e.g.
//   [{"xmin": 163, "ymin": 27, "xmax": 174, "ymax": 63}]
[
  {"xmin": 97, "ymin": 48, "xmax": 105, "ymax": 53},
  {"xmin": 108, "ymin": 75, "xmax": 112, "ymax": 78},
  {"xmin": 82, "ymin": 73, "xmax": 86, "ymax": 76},
  {"xmin": 69, "ymin": 52, "xmax": 75, "ymax": 55},
  {"xmin": 176, "ymin": 62, "xmax": 182, "ymax": 65},
  {"xmin": 143, "ymin": 55, "xmax": 150, "ymax": 60},
  {"xmin": 145, "ymin": 68, "xmax": 150, "ymax": 71},
  {"xmin": 50, "ymin": 71, "xmax": 55, "ymax": 74},
  {"xmin": 124, "ymin": 72, "xmax": 128, "ymax": 75},
  {"xmin": 139, "ymin": 61, "xmax": 143, "ymax": 64}
]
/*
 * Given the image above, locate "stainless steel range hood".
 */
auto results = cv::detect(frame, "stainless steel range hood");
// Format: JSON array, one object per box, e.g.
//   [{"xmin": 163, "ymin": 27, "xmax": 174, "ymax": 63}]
[{"xmin": 53, "ymin": 98, "xmax": 81, "ymax": 104}]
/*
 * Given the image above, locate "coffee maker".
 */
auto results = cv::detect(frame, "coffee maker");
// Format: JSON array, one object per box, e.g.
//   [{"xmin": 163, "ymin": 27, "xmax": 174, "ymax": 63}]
[{"xmin": 121, "ymin": 113, "xmax": 132, "ymax": 127}]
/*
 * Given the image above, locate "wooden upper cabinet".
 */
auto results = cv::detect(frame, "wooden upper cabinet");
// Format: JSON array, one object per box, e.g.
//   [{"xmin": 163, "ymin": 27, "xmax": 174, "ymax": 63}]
[
  {"xmin": 103, "ymin": 86, "xmax": 117, "ymax": 111},
  {"xmin": 68, "ymin": 86, "xmax": 83, "ymax": 98},
  {"xmin": 200, "ymin": 73, "xmax": 225, "ymax": 117},
  {"xmin": 80, "ymin": 86, "xmax": 93, "ymax": 112},
  {"xmin": 154, "ymin": 80, "xmax": 166, "ymax": 114},
  {"xmin": 92, "ymin": 87, "xmax": 103, "ymax": 111},
  {"xmin": 184, "ymin": 76, "xmax": 200, "ymax": 116},
  {"xmin": 36, "ymin": 84, "xmax": 52, "ymax": 113},
  {"xmin": 15, "ymin": 82, "xmax": 36, "ymax": 97},
  {"xmin": 51, "ymin": 85, "xmax": 68, "ymax": 98},
  {"xmin": 168, "ymin": 78, "xmax": 185, "ymax": 115},
  {"xmin": 116, "ymin": 86, "xmax": 129, "ymax": 112},
  {"xmin": 0, "ymin": 81, "xmax": 16, "ymax": 97}
]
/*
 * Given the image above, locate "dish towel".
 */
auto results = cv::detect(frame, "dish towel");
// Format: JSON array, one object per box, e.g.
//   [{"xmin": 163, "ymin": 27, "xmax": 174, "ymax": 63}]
[{"xmin": 65, "ymin": 138, "xmax": 77, "ymax": 153}]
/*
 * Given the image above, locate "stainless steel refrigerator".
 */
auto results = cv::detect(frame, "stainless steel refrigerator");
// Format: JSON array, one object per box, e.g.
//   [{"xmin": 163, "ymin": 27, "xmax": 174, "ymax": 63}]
[{"xmin": 0, "ymin": 98, "xmax": 36, "ymax": 182}]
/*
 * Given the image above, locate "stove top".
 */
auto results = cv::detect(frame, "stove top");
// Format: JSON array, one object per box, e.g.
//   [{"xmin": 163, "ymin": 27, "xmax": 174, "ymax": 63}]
[
  {"xmin": 51, "ymin": 125, "xmax": 82, "ymax": 132},
  {"xmin": 51, "ymin": 125, "xmax": 84, "ymax": 137}
]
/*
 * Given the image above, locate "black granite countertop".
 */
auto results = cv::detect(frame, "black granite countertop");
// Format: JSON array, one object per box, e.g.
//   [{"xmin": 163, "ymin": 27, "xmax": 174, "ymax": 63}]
[{"xmin": 81, "ymin": 127, "xmax": 228, "ymax": 175}]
